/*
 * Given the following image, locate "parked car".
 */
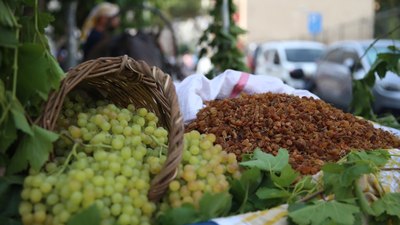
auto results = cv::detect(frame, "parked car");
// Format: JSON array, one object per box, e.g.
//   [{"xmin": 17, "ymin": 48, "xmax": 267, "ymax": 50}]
[
  {"xmin": 313, "ymin": 39, "xmax": 400, "ymax": 112},
  {"xmin": 253, "ymin": 41, "xmax": 325, "ymax": 89}
]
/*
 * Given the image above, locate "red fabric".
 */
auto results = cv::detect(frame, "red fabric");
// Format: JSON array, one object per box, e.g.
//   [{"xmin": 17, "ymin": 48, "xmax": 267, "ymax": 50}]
[{"xmin": 230, "ymin": 72, "xmax": 250, "ymax": 98}]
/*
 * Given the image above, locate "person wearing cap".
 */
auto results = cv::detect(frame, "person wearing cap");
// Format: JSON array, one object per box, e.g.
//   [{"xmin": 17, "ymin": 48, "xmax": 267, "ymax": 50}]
[{"xmin": 81, "ymin": 2, "xmax": 120, "ymax": 60}]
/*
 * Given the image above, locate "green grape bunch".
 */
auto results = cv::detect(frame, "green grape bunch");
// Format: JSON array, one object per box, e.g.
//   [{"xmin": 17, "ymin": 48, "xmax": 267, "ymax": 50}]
[
  {"xmin": 19, "ymin": 94, "xmax": 168, "ymax": 225},
  {"xmin": 159, "ymin": 130, "xmax": 241, "ymax": 210}
]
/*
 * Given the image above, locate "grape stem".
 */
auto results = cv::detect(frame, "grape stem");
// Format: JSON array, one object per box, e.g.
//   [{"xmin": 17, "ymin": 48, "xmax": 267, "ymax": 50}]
[
  {"xmin": 149, "ymin": 135, "xmax": 168, "ymax": 157},
  {"xmin": 56, "ymin": 143, "xmax": 78, "ymax": 176},
  {"xmin": 60, "ymin": 132, "xmax": 113, "ymax": 149},
  {"xmin": 149, "ymin": 134, "xmax": 168, "ymax": 148},
  {"xmin": 297, "ymin": 189, "xmax": 325, "ymax": 203}
]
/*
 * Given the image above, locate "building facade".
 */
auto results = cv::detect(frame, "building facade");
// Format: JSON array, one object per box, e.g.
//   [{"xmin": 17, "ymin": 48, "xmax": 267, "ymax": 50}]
[{"xmin": 236, "ymin": 0, "xmax": 375, "ymax": 44}]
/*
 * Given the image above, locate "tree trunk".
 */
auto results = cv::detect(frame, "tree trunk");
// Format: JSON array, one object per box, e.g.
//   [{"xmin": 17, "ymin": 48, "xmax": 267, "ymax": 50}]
[{"xmin": 66, "ymin": 0, "xmax": 79, "ymax": 69}]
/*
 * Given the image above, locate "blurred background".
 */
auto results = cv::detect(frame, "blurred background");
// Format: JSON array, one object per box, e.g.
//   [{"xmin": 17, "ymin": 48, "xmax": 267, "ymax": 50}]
[
  {"xmin": 41, "ymin": 0, "xmax": 400, "ymax": 121},
  {"xmin": 44, "ymin": 0, "xmax": 399, "ymax": 73}
]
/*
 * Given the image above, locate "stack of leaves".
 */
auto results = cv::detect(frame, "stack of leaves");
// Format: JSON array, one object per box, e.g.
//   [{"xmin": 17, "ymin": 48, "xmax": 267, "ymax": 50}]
[{"xmin": 158, "ymin": 148, "xmax": 400, "ymax": 225}]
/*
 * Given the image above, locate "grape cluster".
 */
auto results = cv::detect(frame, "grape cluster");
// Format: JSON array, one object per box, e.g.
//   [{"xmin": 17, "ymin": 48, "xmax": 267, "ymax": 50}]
[
  {"xmin": 19, "ymin": 95, "xmax": 168, "ymax": 225},
  {"xmin": 161, "ymin": 130, "xmax": 241, "ymax": 210}
]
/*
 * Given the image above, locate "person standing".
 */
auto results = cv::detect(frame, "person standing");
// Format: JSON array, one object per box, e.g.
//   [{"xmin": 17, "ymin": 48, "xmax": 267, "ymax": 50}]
[{"xmin": 81, "ymin": 2, "xmax": 120, "ymax": 60}]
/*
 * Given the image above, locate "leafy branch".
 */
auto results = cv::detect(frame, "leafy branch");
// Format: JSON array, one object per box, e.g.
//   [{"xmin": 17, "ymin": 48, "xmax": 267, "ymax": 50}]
[
  {"xmin": 351, "ymin": 25, "xmax": 400, "ymax": 126},
  {"xmin": 198, "ymin": 0, "xmax": 249, "ymax": 78},
  {"xmin": 0, "ymin": 0, "xmax": 65, "ymax": 174},
  {"xmin": 231, "ymin": 148, "xmax": 399, "ymax": 224}
]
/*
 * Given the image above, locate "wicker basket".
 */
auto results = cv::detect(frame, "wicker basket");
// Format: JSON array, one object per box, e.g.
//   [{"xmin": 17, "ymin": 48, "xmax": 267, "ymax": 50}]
[{"xmin": 37, "ymin": 55, "xmax": 184, "ymax": 201}]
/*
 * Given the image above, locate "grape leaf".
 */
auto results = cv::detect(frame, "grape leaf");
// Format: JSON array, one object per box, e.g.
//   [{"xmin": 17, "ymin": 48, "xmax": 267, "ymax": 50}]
[
  {"xmin": 0, "ymin": 116, "xmax": 17, "ymax": 153},
  {"xmin": 375, "ymin": 52, "xmax": 400, "ymax": 75},
  {"xmin": 18, "ymin": 16, "xmax": 35, "ymax": 43},
  {"xmin": 0, "ymin": 27, "xmax": 17, "ymax": 48},
  {"xmin": 10, "ymin": 98, "xmax": 33, "ymax": 136},
  {"xmin": 157, "ymin": 192, "xmax": 232, "ymax": 225},
  {"xmin": 37, "ymin": 12, "xmax": 54, "ymax": 32},
  {"xmin": 199, "ymin": 192, "xmax": 232, "ymax": 220},
  {"xmin": 7, "ymin": 125, "xmax": 58, "ymax": 174},
  {"xmin": 230, "ymin": 168, "xmax": 262, "ymax": 213},
  {"xmin": 67, "ymin": 204, "xmax": 100, "ymax": 225},
  {"xmin": 17, "ymin": 43, "xmax": 64, "ymax": 105},
  {"xmin": 346, "ymin": 150, "xmax": 389, "ymax": 167},
  {"xmin": 240, "ymin": 148, "xmax": 289, "ymax": 172},
  {"xmin": 323, "ymin": 150, "xmax": 384, "ymax": 190},
  {"xmin": 0, "ymin": 0, "xmax": 18, "ymax": 27},
  {"xmin": 350, "ymin": 79, "xmax": 375, "ymax": 118},
  {"xmin": 256, "ymin": 187, "xmax": 291, "ymax": 200},
  {"xmin": 371, "ymin": 193, "xmax": 400, "ymax": 218},
  {"xmin": 21, "ymin": 0, "xmax": 34, "ymax": 6},
  {"xmin": 288, "ymin": 200, "xmax": 360, "ymax": 225},
  {"xmin": 156, "ymin": 204, "xmax": 199, "ymax": 225},
  {"xmin": 340, "ymin": 162, "xmax": 374, "ymax": 186},
  {"xmin": 0, "ymin": 176, "xmax": 23, "ymax": 220},
  {"xmin": 271, "ymin": 164, "xmax": 299, "ymax": 187},
  {"xmin": 323, "ymin": 158, "xmax": 377, "ymax": 200}
]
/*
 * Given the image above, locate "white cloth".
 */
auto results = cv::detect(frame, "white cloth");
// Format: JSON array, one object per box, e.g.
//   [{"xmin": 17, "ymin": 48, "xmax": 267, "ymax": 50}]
[{"xmin": 175, "ymin": 70, "xmax": 318, "ymax": 123}]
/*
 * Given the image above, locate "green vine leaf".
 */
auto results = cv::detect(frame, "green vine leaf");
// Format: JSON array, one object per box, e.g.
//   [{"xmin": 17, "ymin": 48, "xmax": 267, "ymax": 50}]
[
  {"xmin": 256, "ymin": 187, "xmax": 291, "ymax": 200},
  {"xmin": 156, "ymin": 204, "xmax": 199, "ymax": 225},
  {"xmin": 37, "ymin": 12, "xmax": 54, "ymax": 32},
  {"xmin": 7, "ymin": 125, "xmax": 58, "ymax": 174},
  {"xmin": 0, "ymin": 27, "xmax": 18, "ymax": 48},
  {"xmin": 0, "ymin": 115, "xmax": 17, "ymax": 153},
  {"xmin": 229, "ymin": 25, "xmax": 246, "ymax": 35},
  {"xmin": 17, "ymin": 43, "xmax": 64, "ymax": 105},
  {"xmin": 229, "ymin": 167, "xmax": 262, "ymax": 213},
  {"xmin": 346, "ymin": 150, "xmax": 389, "ymax": 167},
  {"xmin": 198, "ymin": 0, "xmax": 249, "ymax": 77},
  {"xmin": 67, "ymin": 204, "xmax": 101, "ymax": 225},
  {"xmin": 371, "ymin": 193, "xmax": 400, "ymax": 218},
  {"xmin": 351, "ymin": 79, "xmax": 375, "ymax": 119},
  {"xmin": 199, "ymin": 192, "xmax": 232, "ymax": 220},
  {"xmin": 271, "ymin": 164, "xmax": 299, "ymax": 187},
  {"xmin": 0, "ymin": 0, "xmax": 18, "ymax": 27},
  {"xmin": 10, "ymin": 98, "xmax": 32, "ymax": 135},
  {"xmin": 351, "ymin": 45, "xmax": 400, "ymax": 124},
  {"xmin": 240, "ymin": 148, "xmax": 289, "ymax": 172},
  {"xmin": 288, "ymin": 200, "xmax": 360, "ymax": 225}
]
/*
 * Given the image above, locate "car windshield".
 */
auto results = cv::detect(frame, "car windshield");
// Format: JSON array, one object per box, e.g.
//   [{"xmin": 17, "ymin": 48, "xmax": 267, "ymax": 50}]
[
  {"xmin": 363, "ymin": 44, "xmax": 398, "ymax": 65},
  {"xmin": 284, "ymin": 48, "xmax": 323, "ymax": 62}
]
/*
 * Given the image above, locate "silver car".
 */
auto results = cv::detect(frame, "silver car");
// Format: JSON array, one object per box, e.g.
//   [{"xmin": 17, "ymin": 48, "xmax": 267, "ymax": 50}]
[{"xmin": 313, "ymin": 39, "xmax": 400, "ymax": 112}]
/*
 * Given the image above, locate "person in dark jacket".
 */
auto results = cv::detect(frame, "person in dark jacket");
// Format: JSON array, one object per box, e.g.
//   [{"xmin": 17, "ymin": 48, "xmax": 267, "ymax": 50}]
[{"xmin": 81, "ymin": 2, "xmax": 120, "ymax": 60}]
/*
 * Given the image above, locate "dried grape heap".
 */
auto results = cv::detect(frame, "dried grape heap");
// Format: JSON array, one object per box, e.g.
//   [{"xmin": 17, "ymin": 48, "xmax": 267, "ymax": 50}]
[{"xmin": 186, "ymin": 93, "xmax": 400, "ymax": 174}]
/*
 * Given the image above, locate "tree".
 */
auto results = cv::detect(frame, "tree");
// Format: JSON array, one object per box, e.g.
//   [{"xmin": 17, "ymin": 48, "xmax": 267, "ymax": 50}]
[
  {"xmin": 374, "ymin": 0, "xmax": 400, "ymax": 38},
  {"xmin": 198, "ymin": 0, "xmax": 249, "ymax": 78}
]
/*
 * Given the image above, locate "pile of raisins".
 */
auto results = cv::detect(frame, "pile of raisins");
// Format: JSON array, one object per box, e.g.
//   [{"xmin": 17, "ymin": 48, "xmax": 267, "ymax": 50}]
[{"xmin": 186, "ymin": 93, "xmax": 400, "ymax": 174}]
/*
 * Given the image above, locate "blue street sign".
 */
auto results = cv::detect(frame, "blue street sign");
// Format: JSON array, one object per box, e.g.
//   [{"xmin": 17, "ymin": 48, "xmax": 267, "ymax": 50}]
[{"xmin": 308, "ymin": 12, "xmax": 322, "ymax": 35}]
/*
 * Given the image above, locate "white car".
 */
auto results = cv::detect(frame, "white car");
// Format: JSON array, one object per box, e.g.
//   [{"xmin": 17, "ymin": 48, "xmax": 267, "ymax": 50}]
[{"xmin": 253, "ymin": 41, "xmax": 325, "ymax": 89}]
